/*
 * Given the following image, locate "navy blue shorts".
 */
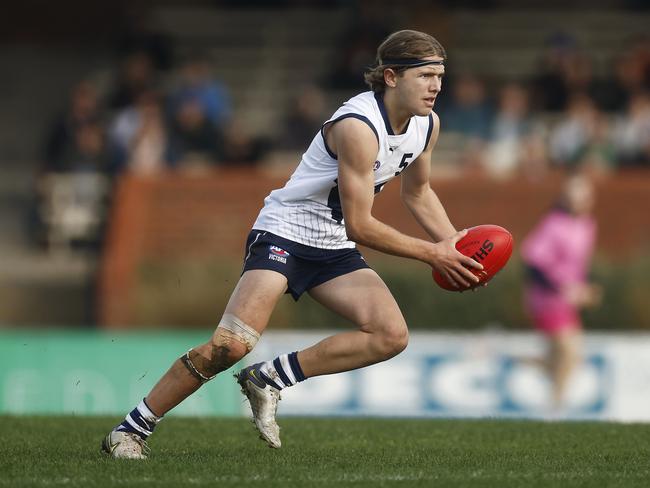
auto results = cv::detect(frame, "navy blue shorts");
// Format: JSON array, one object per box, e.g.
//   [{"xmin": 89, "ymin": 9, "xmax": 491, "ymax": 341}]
[{"xmin": 241, "ymin": 230, "xmax": 370, "ymax": 300}]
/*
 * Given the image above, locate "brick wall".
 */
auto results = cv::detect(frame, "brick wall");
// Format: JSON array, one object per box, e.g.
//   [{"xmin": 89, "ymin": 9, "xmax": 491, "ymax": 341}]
[{"xmin": 98, "ymin": 169, "xmax": 650, "ymax": 327}]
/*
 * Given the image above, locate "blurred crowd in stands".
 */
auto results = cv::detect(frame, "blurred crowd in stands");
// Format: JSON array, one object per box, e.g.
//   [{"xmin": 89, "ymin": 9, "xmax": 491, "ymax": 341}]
[
  {"xmin": 33, "ymin": 12, "xmax": 650, "ymax": 251},
  {"xmin": 44, "ymin": 54, "xmax": 258, "ymax": 178},
  {"xmin": 440, "ymin": 33, "xmax": 650, "ymax": 180},
  {"xmin": 331, "ymin": 22, "xmax": 650, "ymax": 180},
  {"xmin": 42, "ymin": 32, "xmax": 650, "ymax": 180}
]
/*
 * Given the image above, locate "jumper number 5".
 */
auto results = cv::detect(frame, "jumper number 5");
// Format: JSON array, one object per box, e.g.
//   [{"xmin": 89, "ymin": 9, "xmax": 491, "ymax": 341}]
[{"xmin": 394, "ymin": 153, "xmax": 414, "ymax": 177}]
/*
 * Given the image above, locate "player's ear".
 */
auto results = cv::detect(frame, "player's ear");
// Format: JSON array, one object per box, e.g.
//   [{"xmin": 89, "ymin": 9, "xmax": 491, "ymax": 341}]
[{"xmin": 383, "ymin": 68, "xmax": 398, "ymax": 88}]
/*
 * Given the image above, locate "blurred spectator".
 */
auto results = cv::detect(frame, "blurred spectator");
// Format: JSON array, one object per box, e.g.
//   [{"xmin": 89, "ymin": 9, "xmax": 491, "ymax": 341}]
[
  {"xmin": 36, "ymin": 170, "xmax": 112, "ymax": 253},
  {"xmin": 64, "ymin": 122, "xmax": 110, "ymax": 174},
  {"xmin": 108, "ymin": 51, "xmax": 156, "ymax": 110},
  {"xmin": 115, "ymin": 5, "xmax": 173, "ymax": 72},
  {"xmin": 531, "ymin": 33, "xmax": 601, "ymax": 113},
  {"xmin": 578, "ymin": 113, "xmax": 617, "ymax": 174},
  {"xmin": 220, "ymin": 117, "xmax": 270, "ymax": 166},
  {"xmin": 612, "ymin": 92, "xmax": 650, "ymax": 167},
  {"xmin": 518, "ymin": 130, "xmax": 550, "ymax": 182},
  {"xmin": 597, "ymin": 53, "xmax": 641, "ymax": 112},
  {"xmin": 167, "ymin": 97, "xmax": 220, "ymax": 169},
  {"xmin": 440, "ymin": 74, "xmax": 493, "ymax": 170},
  {"xmin": 36, "ymin": 115, "xmax": 112, "ymax": 252},
  {"xmin": 530, "ymin": 33, "xmax": 578, "ymax": 112},
  {"xmin": 108, "ymin": 90, "xmax": 170, "ymax": 175},
  {"xmin": 484, "ymin": 83, "xmax": 535, "ymax": 178},
  {"xmin": 168, "ymin": 55, "xmax": 232, "ymax": 130},
  {"xmin": 278, "ymin": 85, "xmax": 328, "ymax": 150},
  {"xmin": 548, "ymin": 93, "xmax": 604, "ymax": 168},
  {"xmin": 126, "ymin": 94, "xmax": 170, "ymax": 174},
  {"xmin": 442, "ymin": 75, "xmax": 493, "ymax": 140},
  {"xmin": 627, "ymin": 35, "xmax": 650, "ymax": 88},
  {"xmin": 521, "ymin": 175, "xmax": 602, "ymax": 411},
  {"xmin": 165, "ymin": 55, "xmax": 234, "ymax": 169},
  {"xmin": 563, "ymin": 52, "xmax": 596, "ymax": 97},
  {"xmin": 596, "ymin": 37, "xmax": 650, "ymax": 112},
  {"xmin": 44, "ymin": 80, "xmax": 103, "ymax": 172},
  {"xmin": 328, "ymin": 0, "xmax": 391, "ymax": 90}
]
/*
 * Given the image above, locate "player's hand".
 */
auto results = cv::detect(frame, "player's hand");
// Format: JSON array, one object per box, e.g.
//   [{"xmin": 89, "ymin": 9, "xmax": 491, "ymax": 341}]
[
  {"xmin": 563, "ymin": 283, "xmax": 603, "ymax": 308},
  {"xmin": 583, "ymin": 283, "xmax": 603, "ymax": 308},
  {"xmin": 467, "ymin": 281, "xmax": 489, "ymax": 293},
  {"xmin": 430, "ymin": 229, "xmax": 483, "ymax": 290}
]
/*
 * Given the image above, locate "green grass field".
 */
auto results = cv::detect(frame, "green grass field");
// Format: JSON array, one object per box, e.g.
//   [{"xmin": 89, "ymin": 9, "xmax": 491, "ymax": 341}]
[{"xmin": 1, "ymin": 416, "xmax": 649, "ymax": 487}]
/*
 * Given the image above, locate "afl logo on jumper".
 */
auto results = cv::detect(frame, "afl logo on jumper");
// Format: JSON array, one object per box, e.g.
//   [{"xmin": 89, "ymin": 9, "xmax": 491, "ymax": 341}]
[
  {"xmin": 268, "ymin": 246, "xmax": 289, "ymax": 264},
  {"xmin": 373, "ymin": 160, "xmax": 381, "ymax": 171}
]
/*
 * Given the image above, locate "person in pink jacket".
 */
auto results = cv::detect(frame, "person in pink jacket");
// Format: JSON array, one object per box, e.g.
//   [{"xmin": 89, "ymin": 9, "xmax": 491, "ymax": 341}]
[{"xmin": 521, "ymin": 175, "xmax": 602, "ymax": 409}]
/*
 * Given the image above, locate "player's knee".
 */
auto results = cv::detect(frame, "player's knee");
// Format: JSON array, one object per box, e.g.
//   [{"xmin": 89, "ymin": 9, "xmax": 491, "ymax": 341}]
[
  {"xmin": 185, "ymin": 335, "xmax": 247, "ymax": 380},
  {"xmin": 180, "ymin": 314, "xmax": 260, "ymax": 382},
  {"xmin": 209, "ymin": 313, "xmax": 261, "ymax": 367},
  {"xmin": 184, "ymin": 336, "xmax": 244, "ymax": 381},
  {"xmin": 211, "ymin": 329, "xmax": 248, "ymax": 363},
  {"xmin": 374, "ymin": 325, "xmax": 409, "ymax": 360},
  {"xmin": 180, "ymin": 341, "xmax": 236, "ymax": 383}
]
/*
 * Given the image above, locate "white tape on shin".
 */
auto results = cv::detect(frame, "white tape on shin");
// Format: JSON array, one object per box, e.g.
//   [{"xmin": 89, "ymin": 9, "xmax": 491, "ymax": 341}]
[{"xmin": 217, "ymin": 313, "xmax": 260, "ymax": 352}]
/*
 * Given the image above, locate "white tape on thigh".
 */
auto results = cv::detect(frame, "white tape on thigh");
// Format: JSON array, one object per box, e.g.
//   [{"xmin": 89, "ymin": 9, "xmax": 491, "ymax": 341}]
[{"xmin": 217, "ymin": 313, "xmax": 260, "ymax": 352}]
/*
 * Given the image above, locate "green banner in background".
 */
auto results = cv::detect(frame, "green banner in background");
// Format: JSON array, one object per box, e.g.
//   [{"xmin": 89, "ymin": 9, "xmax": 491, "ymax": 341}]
[{"xmin": 0, "ymin": 330, "xmax": 242, "ymax": 416}]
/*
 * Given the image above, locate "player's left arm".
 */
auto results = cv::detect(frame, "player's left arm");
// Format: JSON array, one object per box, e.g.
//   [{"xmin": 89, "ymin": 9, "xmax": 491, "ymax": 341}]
[{"xmin": 400, "ymin": 112, "xmax": 456, "ymax": 242}]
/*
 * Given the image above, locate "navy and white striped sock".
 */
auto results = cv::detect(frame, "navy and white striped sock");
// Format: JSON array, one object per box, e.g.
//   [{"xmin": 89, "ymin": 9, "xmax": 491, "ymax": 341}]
[
  {"xmin": 116, "ymin": 399, "xmax": 162, "ymax": 439},
  {"xmin": 258, "ymin": 351, "xmax": 306, "ymax": 390}
]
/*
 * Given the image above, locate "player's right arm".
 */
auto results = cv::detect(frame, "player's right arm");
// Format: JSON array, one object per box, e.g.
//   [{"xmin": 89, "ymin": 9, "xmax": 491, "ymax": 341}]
[{"xmin": 328, "ymin": 118, "xmax": 479, "ymax": 288}]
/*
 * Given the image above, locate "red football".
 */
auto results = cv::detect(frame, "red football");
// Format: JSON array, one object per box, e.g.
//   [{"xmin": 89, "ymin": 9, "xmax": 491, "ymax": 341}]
[{"xmin": 433, "ymin": 224, "xmax": 513, "ymax": 291}]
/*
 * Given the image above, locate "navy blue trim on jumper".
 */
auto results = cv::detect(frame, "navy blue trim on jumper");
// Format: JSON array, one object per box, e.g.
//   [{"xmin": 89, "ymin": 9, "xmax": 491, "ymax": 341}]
[
  {"xmin": 373, "ymin": 92, "xmax": 410, "ymax": 135},
  {"xmin": 321, "ymin": 114, "xmax": 379, "ymax": 159},
  {"xmin": 424, "ymin": 113, "xmax": 434, "ymax": 152},
  {"xmin": 374, "ymin": 91, "xmax": 394, "ymax": 135}
]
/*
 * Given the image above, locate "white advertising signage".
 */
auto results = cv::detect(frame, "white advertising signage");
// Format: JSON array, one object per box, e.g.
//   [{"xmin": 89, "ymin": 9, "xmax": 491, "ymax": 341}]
[{"xmin": 247, "ymin": 332, "xmax": 650, "ymax": 422}]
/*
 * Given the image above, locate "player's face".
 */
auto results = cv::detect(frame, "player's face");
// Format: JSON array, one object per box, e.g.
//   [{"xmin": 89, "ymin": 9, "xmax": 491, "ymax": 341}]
[
  {"xmin": 565, "ymin": 178, "xmax": 595, "ymax": 215},
  {"xmin": 396, "ymin": 57, "xmax": 444, "ymax": 116}
]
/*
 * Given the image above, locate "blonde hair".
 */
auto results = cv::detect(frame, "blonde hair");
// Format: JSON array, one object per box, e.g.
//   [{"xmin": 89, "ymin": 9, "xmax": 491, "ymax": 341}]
[{"xmin": 364, "ymin": 30, "xmax": 447, "ymax": 92}]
